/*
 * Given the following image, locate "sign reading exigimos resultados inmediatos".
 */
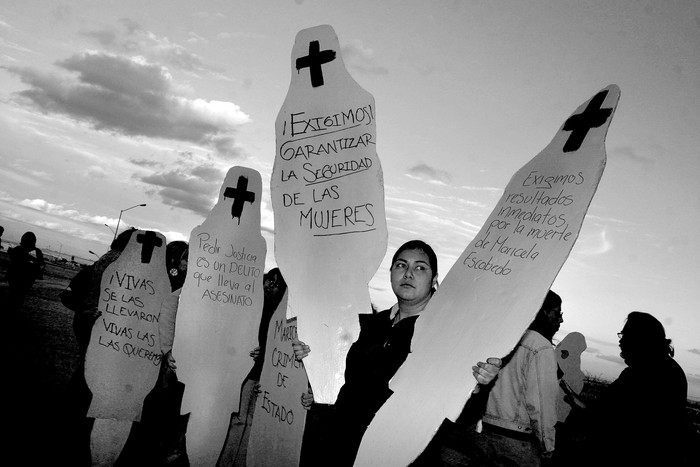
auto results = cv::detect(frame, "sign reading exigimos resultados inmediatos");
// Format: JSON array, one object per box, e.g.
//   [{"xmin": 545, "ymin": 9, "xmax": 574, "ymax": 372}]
[{"xmin": 356, "ymin": 85, "xmax": 621, "ymax": 467}]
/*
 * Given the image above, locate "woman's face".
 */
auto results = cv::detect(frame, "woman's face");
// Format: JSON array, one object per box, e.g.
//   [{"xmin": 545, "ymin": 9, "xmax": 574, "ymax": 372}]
[{"xmin": 390, "ymin": 248, "xmax": 436, "ymax": 305}]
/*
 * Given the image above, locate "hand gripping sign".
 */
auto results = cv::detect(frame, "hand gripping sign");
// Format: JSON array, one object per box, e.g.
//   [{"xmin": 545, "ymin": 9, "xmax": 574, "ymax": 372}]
[
  {"xmin": 355, "ymin": 85, "xmax": 621, "ymax": 466},
  {"xmin": 172, "ymin": 166, "xmax": 266, "ymax": 466},
  {"xmin": 271, "ymin": 25, "xmax": 387, "ymax": 403}
]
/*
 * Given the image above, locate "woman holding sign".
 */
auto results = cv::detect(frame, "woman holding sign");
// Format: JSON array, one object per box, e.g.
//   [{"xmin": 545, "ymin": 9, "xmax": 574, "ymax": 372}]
[{"xmin": 301, "ymin": 240, "xmax": 502, "ymax": 466}]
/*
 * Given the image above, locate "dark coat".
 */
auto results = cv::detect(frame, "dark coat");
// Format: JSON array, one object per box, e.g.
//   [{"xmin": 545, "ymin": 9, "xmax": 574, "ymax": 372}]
[
  {"xmin": 588, "ymin": 354, "xmax": 688, "ymax": 466},
  {"xmin": 335, "ymin": 308, "xmax": 418, "ymax": 426}
]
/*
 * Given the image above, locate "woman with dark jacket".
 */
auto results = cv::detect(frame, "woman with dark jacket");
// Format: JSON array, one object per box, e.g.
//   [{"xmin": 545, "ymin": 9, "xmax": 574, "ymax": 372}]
[{"xmin": 302, "ymin": 240, "xmax": 502, "ymax": 466}]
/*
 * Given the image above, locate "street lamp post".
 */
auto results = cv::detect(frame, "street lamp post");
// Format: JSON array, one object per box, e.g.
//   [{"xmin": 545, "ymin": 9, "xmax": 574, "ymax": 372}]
[
  {"xmin": 104, "ymin": 224, "xmax": 115, "ymax": 235},
  {"xmin": 113, "ymin": 203, "xmax": 147, "ymax": 241}
]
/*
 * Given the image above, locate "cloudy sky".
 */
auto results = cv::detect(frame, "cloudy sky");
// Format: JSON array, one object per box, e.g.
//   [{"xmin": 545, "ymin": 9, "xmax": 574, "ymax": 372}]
[{"xmin": 1, "ymin": 0, "xmax": 698, "ymax": 398}]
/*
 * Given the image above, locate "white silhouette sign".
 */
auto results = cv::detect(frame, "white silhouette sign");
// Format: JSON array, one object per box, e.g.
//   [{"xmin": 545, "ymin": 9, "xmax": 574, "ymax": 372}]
[
  {"xmin": 356, "ymin": 85, "xmax": 621, "ymax": 466},
  {"xmin": 85, "ymin": 230, "xmax": 169, "ymax": 420},
  {"xmin": 271, "ymin": 24, "xmax": 387, "ymax": 403},
  {"xmin": 247, "ymin": 294, "xmax": 309, "ymax": 466},
  {"xmin": 173, "ymin": 166, "xmax": 266, "ymax": 466}
]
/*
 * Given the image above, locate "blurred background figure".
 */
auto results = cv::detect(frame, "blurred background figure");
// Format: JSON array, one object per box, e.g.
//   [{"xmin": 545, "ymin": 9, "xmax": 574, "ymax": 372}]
[{"xmin": 7, "ymin": 231, "xmax": 45, "ymax": 313}]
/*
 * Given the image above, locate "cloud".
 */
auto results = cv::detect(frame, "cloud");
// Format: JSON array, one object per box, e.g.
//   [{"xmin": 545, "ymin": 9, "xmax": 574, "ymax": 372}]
[
  {"xmin": 194, "ymin": 11, "xmax": 226, "ymax": 20},
  {"xmin": 0, "ymin": 160, "xmax": 53, "ymax": 186},
  {"xmin": 612, "ymin": 146, "xmax": 656, "ymax": 164},
  {"xmin": 81, "ymin": 19, "xmax": 222, "ymax": 75},
  {"xmin": 187, "ymin": 32, "xmax": 209, "ymax": 45},
  {"xmin": 406, "ymin": 163, "xmax": 452, "ymax": 184},
  {"xmin": 596, "ymin": 353, "xmax": 624, "ymax": 365},
  {"xmin": 0, "ymin": 37, "xmax": 35, "ymax": 55},
  {"xmin": 456, "ymin": 185, "xmax": 502, "ymax": 194},
  {"xmin": 17, "ymin": 198, "xmax": 117, "ymax": 226},
  {"xmin": 85, "ymin": 166, "xmax": 107, "ymax": 179},
  {"xmin": 191, "ymin": 165, "xmax": 225, "ymax": 181},
  {"xmin": 386, "ymin": 195, "xmax": 448, "ymax": 213},
  {"xmin": 341, "ymin": 40, "xmax": 389, "ymax": 75},
  {"xmin": 129, "ymin": 158, "xmax": 162, "ymax": 168},
  {"xmin": 140, "ymin": 165, "xmax": 225, "ymax": 216},
  {"xmin": 573, "ymin": 227, "xmax": 613, "ymax": 256},
  {"xmin": 161, "ymin": 231, "xmax": 188, "ymax": 243},
  {"xmin": 6, "ymin": 52, "xmax": 250, "ymax": 157},
  {"xmin": 689, "ymin": 348, "xmax": 700, "ymax": 356}
]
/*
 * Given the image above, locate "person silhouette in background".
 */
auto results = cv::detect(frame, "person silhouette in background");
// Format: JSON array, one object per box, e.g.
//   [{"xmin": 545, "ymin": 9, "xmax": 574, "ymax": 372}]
[
  {"xmin": 7, "ymin": 231, "xmax": 45, "ymax": 313},
  {"xmin": 583, "ymin": 311, "xmax": 688, "ymax": 466},
  {"xmin": 0, "ymin": 225, "xmax": 5, "ymax": 250}
]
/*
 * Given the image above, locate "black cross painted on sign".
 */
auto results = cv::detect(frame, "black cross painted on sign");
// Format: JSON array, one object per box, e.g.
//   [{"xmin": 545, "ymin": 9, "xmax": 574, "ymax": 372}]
[
  {"xmin": 136, "ymin": 231, "xmax": 163, "ymax": 264},
  {"xmin": 224, "ymin": 176, "xmax": 256, "ymax": 224},
  {"xmin": 562, "ymin": 90, "xmax": 613, "ymax": 152},
  {"xmin": 296, "ymin": 40, "xmax": 336, "ymax": 88}
]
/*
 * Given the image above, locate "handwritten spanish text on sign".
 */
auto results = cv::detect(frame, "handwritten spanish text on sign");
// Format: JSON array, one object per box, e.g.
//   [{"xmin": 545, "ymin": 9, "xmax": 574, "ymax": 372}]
[
  {"xmin": 356, "ymin": 85, "xmax": 621, "ymax": 466},
  {"xmin": 272, "ymin": 24, "xmax": 387, "ymax": 403},
  {"xmin": 173, "ymin": 166, "xmax": 267, "ymax": 466},
  {"xmin": 85, "ymin": 230, "xmax": 170, "ymax": 421},
  {"xmin": 247, "ymin": 293, "xmax": 309, "ymax": 467}
]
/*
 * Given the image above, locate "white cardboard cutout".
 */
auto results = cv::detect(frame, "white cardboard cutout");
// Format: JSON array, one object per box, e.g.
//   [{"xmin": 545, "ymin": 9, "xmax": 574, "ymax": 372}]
[
  {"xmin": 247, "ymin": 293, "xmax": 309, "ymax": 467},
  {"xmin": 272, "ymin": 24, "xmax": 387, "ymax": 403},
  {"xmin": 173, "ymin": 166, "xmax": 266, "ymax": 466},
  {"xmin": 89, "ymin": 419, "xmax": 132, "ymax": 466},
  {"xmin": 85, "ymin": 230, "xmax": 169, "ymax": 421},
  {"xmin": 355, "ymin": 85, "xmax": 621, "ymax": 466},
  {"xmin": 556, "ymin": 331, "xmax": 587, "ymax": 423}
]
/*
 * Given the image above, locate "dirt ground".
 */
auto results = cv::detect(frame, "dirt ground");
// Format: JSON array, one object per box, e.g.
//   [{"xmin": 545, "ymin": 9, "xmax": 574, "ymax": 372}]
[{"xmin": 2, "ymin": 250, "xmax": 698, "ymax": 466}]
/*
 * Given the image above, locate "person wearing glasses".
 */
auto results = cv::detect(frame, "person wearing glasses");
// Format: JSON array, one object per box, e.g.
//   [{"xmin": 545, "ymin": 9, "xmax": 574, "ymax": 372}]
[
  {"xmin": 584, "ymin": 311, "xmax": 688, "ymax": 466},
  {"xmin": 473, "ymin": 290, "xmax": 563, "ymax": 466}
]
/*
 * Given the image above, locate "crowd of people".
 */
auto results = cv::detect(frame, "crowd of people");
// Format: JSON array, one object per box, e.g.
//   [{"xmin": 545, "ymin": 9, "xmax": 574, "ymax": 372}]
[{"xmin": 3, "ymin": 229, "xmax": 691, "ymax": 466}]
